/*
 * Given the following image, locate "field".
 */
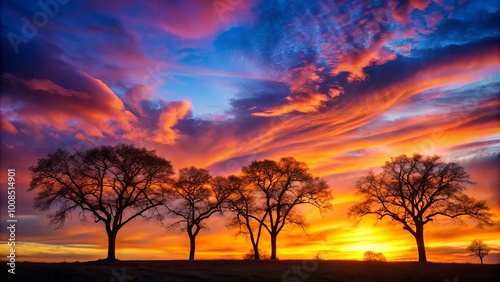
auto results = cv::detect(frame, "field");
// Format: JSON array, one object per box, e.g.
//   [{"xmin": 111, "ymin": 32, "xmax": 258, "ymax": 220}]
[{"xmin": 2, "ymin": 260, "xmax": 499, "ymax": 282}]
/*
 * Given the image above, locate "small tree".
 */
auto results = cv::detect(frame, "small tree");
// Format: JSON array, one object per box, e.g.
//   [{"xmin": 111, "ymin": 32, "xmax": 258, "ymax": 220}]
[
  {"xmin": 349, "ymin": 154, "xmax": 494, "ymax": 262},
  {"xmin": 164, "ymin": 167, "xmax": 235, "ymax": 260},
  {"xmin": 468, "ymin": 239, "xmax": 490, "ymax": 264},
  {"xmin": 29, "ymin": 144, "xmax": 173, "ymax": 260},
  {"xmin": 313, "ymin": 253, "xmax": 325, "ymax": 260},
  {"xmin": 363, "ymin": 251, "xmax": 387, "ymax": 262}
]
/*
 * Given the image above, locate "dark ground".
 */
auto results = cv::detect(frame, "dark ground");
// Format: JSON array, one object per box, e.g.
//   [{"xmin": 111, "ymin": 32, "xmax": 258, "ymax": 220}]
[{"xmin": 1, "ymin": 260, "xmax": 499, "ymax": 282}]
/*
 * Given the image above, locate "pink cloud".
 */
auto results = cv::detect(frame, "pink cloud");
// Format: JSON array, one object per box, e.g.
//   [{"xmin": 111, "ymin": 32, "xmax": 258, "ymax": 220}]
[
  {"xmin": 1, "ymin": 72, "xmax": 145, "ymax": 140},
  {"xmin": 391, "ymin": 0, "xmax": 432, "ymax": 25},
  {"xmin": 75, "ymin": 132, "xmax": 89, "ymax": 141},
  {"xmin": 124, "ymin": 84, "xmax": 156, "ymax": 116},
  {"xmin": 424, "ymin": 12, "xmax": 443, "ymax": 29},
  {"xmin": 303, "ymin": 3, "xmax": 419, "ymax": 83},
  {"xmin": 328, "ymin": 86, "xmax": 344, "ymax": 99},
  {"xmin": 1, "ymin": 117, "xmax": 18, "ymax": 134},
  {"xmin": 410, "ymin": 0, "xmax": 432, "ymax": 10},
  {"xmin": 134, "ymin": 0, "xmax": 256, "ymax": 39},
  {"xmin": 330, "ymin": 32, "xmax": 397, "ymax": 82}
]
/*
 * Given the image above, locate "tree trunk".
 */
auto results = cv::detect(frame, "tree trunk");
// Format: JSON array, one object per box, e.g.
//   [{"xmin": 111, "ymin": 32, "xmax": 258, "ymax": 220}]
[
  {"xmin": 107, "ymin": 231, "xmax": 117, "ymax": 261},
  {"xmin": 480, "ymin": 256, "xmax": 483, "ymax": 264},
  {"xmin": 270, "ymin": 233, "xmax": 277, "ymax": 260},
  {"xmin": 253, "ymin": 245, "xmax": 260, "ymax": 260},
  {"xmin": 415, "ymin": 225, "xmax": 427, "ymax": 262},
  {"xmin": 189, "ymin": 235, "xmax": 196, "ymax": 261}
]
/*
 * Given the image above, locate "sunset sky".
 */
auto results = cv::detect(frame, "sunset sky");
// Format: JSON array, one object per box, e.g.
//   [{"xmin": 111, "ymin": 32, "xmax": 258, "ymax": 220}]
[{"xmin": 1, "ymin": 0, "xmax": 499, "ymax": 263}]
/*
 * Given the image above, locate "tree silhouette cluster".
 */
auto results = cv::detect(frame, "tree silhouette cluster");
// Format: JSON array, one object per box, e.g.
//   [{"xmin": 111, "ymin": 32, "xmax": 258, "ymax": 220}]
[
  {"xmin": 29, "ymin": 144, "xmax": 173, "ymax": 260},
  {"xmin": 29, "ymin": 145, "xmax": 494, "ymax": 262},
  {"xmin": 226, "ymin": 157, "xmax": 332, "ymax": 259},
  {"xmin": 29, "ymin": 144, "xmax": 332, "ymax": 261}
]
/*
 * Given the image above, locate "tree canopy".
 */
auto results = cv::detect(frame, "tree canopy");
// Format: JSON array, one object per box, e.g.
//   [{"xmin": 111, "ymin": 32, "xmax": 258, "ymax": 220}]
[{"xmin": 29, "ymin": 144, "xmax": 174, "ymax": 260}]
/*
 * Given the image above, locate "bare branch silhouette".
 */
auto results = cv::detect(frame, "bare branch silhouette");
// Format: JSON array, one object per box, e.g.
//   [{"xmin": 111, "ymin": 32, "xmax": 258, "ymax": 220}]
[
  {"xmin": 349, "ymin": 153, "xmax": 494, "ymax": 262},
  {"xmin": 29, "ymin": 144, "xmax": 174, "ymax": 260}
]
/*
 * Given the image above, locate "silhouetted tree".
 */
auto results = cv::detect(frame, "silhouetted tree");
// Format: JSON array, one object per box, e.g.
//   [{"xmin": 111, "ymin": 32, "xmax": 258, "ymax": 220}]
[
  {"xmin": 164, "ymin": 167, "xmax": 235, "ymax": 260},
  {"xmin": 363, "ymin": 251, "xmax": 387, "ymax": 262},
  {"xmin": 226, "ymin": 175, "xmax": 269, "ymax": 260},
  {"xmin": 349, "ymin": 154, "xmax": 494, "ymax": 262},
  {"xmin": 29, "ymin": 144, "xmax": 173, "ymax": 260},
  {"xmin": 468, "ymin": 239, "xmax": 490, "ymax": 264},
  {"xmin": 242, "ymin": 157, "xmax": 333, "ymax": 260}
]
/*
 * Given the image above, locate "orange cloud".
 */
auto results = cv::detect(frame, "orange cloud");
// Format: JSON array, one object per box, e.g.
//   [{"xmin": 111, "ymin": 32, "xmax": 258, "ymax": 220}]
[
  {"xmin": 22, "ymin": 76, "xmax": 91, "ymax": 99},
  {"xmin": 391, "ymin": 0, "xmax": 432, "ymax": 25},
  {"xmin": 141, "ymin": 0, "xmax": 256, "ymax": 39},
  {"xmin": 1, "ymin": 72, "xmax": 144, "ymax": 140},
  {"xmin": 252, "ymin": 93, "xmax": 329, "ymax": 117},
  {"xmin": 153, "ymin": 100, "xmax": 192, "ymax": 145},
  {"xmin": 331, "ymin": 32, "xmax": 397, "ymax": 82}
]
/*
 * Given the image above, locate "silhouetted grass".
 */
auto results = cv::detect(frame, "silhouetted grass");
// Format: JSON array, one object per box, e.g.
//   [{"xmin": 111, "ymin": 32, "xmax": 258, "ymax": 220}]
[{"xmin": 1, "ymin": 260, "xmax": 499, "ymax": 282}]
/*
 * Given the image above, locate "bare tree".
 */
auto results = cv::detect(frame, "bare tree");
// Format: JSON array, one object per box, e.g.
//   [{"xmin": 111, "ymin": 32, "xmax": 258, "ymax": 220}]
[
  {"xmin": 226, "ymin": 175, "xmax": 268, "ymax": 260},
  {"xmin": 29, "ymin": 144, "xmax": 173, "ymax": 260},
  {"xmin": 164, "ymin": 167, "xmax": 235, "ymax": 260},
  {"xmin": 468, "ymin": 239, "xmax": 490, "ymax": 264},
  {"xmin": 349, "ymin": 154, "xmax": 494, "ymax": 262},
  {"xmin": 363, "ymin": 251, "xmax": 387, "ymax": 262},
  {"xmin": 242, "ymin": 157, "xmax": 333, "ymax": 260}
]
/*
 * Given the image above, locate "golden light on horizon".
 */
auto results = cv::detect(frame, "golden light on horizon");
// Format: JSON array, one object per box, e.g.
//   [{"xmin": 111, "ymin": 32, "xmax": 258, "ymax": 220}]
[{"xmin": 1, "ymin": 0, "xmax": 499, "ymax": 268}]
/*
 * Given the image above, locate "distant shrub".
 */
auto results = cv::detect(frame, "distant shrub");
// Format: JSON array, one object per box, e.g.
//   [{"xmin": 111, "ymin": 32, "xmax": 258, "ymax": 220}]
[
  {"xmin": 313, "ymin": 253, "xmax": 324, "ymax": 260},
  {"xmin": 363, "ymin": 251, "xmax": 387, "ymax": 262},
  {"xmin": 242, "ymin": 249, "xmax": 270, "ymax": 260}
]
